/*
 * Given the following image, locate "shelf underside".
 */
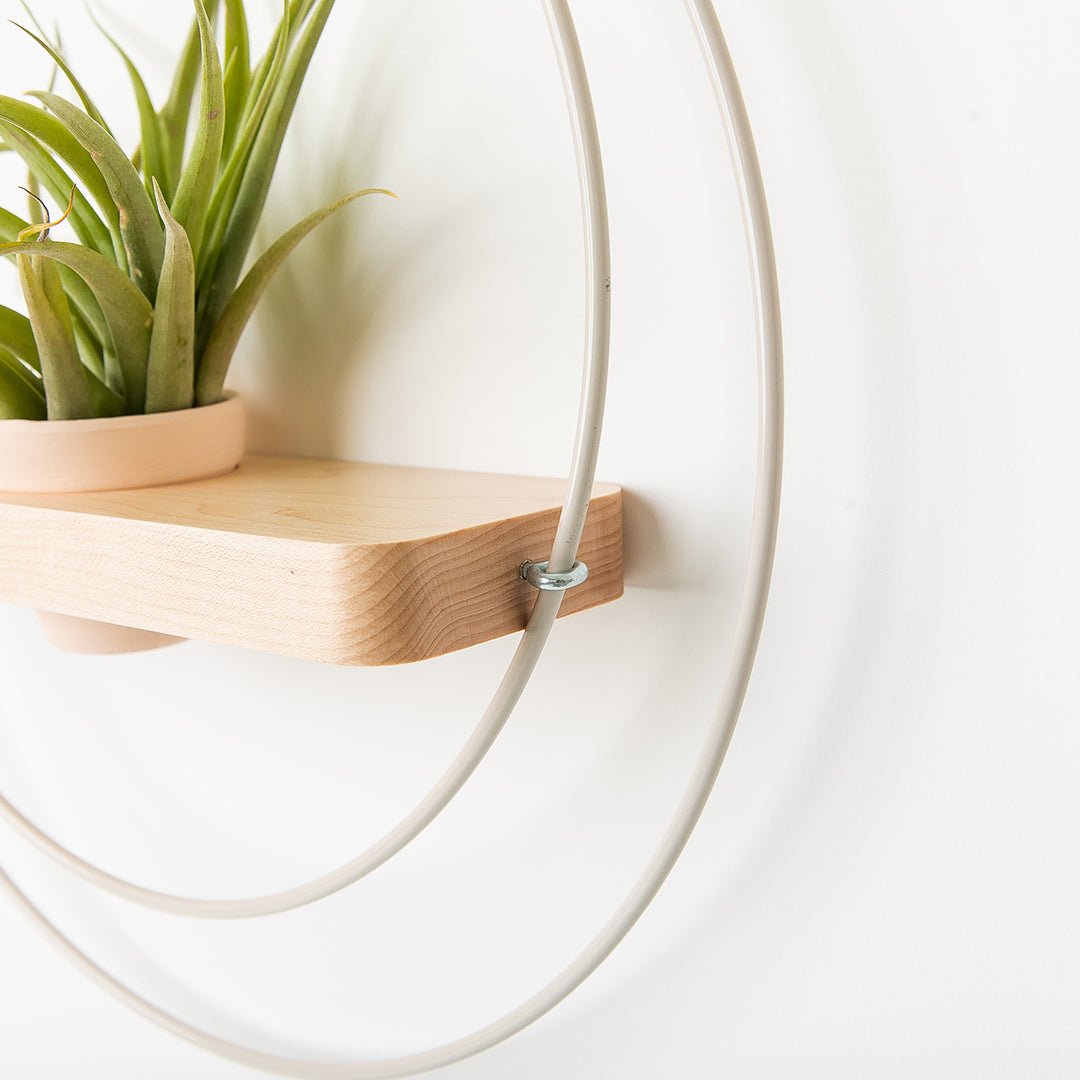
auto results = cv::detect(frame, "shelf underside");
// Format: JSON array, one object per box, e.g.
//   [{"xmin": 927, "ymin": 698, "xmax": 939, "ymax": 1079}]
[{"xmin": 0, "ymin": 455, "xmax": 623, "ymax": 665}]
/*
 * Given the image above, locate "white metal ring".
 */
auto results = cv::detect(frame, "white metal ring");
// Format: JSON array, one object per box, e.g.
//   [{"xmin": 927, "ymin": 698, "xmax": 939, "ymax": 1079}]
[{"xmin": 0, "ymin": 2, "xmax": 783, "ymax": 1077}]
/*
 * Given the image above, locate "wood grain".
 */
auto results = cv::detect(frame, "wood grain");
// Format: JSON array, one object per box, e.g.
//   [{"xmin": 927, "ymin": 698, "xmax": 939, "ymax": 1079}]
[{"xmin": 0, "ymin": 455, "xmax": 623, "ymax": 665}]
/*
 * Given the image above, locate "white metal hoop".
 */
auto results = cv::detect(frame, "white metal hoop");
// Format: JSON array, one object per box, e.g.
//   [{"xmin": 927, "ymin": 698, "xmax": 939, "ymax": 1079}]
[{"xmin": 0, "ymin": 1, "xmax": 783, "ymax": 1075}]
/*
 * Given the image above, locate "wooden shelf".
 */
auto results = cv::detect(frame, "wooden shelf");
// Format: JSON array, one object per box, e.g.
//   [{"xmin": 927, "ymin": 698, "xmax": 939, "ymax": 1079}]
[{"xmin": 0, "ymin": 455, "xmax": 623, "ymax": 665}]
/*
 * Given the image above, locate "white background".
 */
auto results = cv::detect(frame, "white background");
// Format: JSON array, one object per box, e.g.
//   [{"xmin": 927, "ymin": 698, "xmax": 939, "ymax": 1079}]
[{"xmin": 0, "ymin": 1, "xmax": 1078, "ymax": 1076}]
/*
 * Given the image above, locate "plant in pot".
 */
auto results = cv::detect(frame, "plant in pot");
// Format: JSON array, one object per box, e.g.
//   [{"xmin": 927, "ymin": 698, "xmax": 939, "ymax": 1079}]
[{"xmin": 0, "ymin": 0, "xmax": 391, "ymax": 652}]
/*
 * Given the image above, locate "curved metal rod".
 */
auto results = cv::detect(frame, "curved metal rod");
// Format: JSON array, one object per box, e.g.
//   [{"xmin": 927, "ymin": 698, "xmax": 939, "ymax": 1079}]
[
  {"xmin": 0, "ymin": 0, "xmax": 612, "ymax": 920},
  {"xmin": 0, "ymin": 1, "xmax": 781, "ymax": 1076}
]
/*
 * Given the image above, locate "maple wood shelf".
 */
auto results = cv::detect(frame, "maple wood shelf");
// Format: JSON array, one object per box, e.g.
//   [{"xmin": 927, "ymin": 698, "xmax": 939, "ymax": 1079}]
[{"xmin": 0, "ymin": 455, "xmax": 623, "ymax": 665}]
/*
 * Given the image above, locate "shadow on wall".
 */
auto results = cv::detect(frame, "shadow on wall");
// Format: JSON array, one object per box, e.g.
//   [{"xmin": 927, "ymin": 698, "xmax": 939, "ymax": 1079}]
[
  {"xmin": 238, "ymin": 12, "xmax": 513, "ymax": 462},
  {"xmin": 620, "ymin": 491, "xmax": 674, "ymax": 588},
  {"xmin": 239, "ymin": 64, "xmax": 408, "ymax": 460}
]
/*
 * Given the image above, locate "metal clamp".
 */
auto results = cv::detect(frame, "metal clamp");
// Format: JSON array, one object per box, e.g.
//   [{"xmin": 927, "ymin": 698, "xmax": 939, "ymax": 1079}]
[{"xmin": 520, "ymin": 559, "xmax": 590, "ymax": 592}]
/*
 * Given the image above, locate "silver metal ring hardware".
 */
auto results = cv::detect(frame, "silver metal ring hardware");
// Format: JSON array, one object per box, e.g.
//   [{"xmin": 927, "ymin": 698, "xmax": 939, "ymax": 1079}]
[{"xmin": 520, "ymin": 559, "xmax": 590, "ymax": 592}]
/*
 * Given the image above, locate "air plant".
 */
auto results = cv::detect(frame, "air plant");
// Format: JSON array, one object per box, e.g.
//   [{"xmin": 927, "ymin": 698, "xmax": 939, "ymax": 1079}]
[{"xmin": 0, "ymin": 0, "xmax": 392, "ymax": 420}]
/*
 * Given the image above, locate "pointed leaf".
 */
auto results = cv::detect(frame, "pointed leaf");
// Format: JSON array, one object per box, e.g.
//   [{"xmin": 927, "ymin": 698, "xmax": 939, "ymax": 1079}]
[
  {"xmin": 145, "ymin": 181, "xmax": 195, "ymax": 413},
  {"xmin": 159, "ymin": 0, "xmax": 222, "ymax": 194},
  {"xmin": 0, "ymin": 96, "xmax": 117, "ymax": 229},
  {"xmin": 15, "ymin": 2, "xmax": 53, "ymax": 42},
  {"xmin": 197, "ymin": 0, "xmax": 337, "ymax": 346},
  {"xmin": 242, "ymin": 1, "xmax": 289, "ymax": 122},
  {"xmin": 170, "ymin": 0, "xmax": 224, "ymax": 264},
  {"xmin": 224, "ymin": 0, "xmax": 251, "ymax": 70},
  {"xmin": 19, "ymin": 251, "xmax": 93, "ymax": 419},
  {"xmin": 0, "ymin": 239, "xmax": 154, "ymax": 412},
  {"xmin": 221, "ymin": 0, "xmax": 251, "ymax": 157},
  {"xmin": 10, "ymin": 22, "xmax": 113, "ymax": 135},
  {"xmin": 196, "ymin": 188, "xmax": 393, "ymax": 405},
  {"xmin": 32, "ymin": 91, "xmax": 164, "ymax": 299},
  {"xmin": 0, "ymin": 117, "xmax": 114, "ymax": 257},
  {"xmin": 198, "ymin": 4, "xmax": 290, "ymax": 286},
  {"xmin": 90, "ymin": 14, "xmax": 171, "ymax": 204}
]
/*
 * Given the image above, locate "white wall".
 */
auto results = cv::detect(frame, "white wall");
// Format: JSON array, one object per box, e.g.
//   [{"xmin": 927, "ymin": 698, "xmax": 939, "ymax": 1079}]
[{"xmin": 1, "ymin": 1, "xmax": 1078, "ymax": 1076}]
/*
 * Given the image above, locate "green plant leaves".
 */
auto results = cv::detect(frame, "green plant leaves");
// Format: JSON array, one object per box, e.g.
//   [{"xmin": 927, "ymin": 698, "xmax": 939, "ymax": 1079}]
[
  {"xmin": 196, "ymin": 0, "xmax": 337, "ymax": 345},
  {"xmin": 0, "ymin": 305, "xmax": 46, "ymax": 420},
  {"xmin": 221, "ymin": 0, "xmax": 251, "ymax": 158},
  {"xmin": 0, "ymin": 305, "xmax": 40, "ymax": 372},
  {"xmin": 32, "ymin": 91, "xmax": 164, "ymax": 300},
  {"xmin": 10, "ymin": 21, "xmax": 113, "ymax": 136},
  {"xmin": 0, "ymin": 240, "xmax": 154, "ymax": 413},
  {"xmin": 0, "ymin": 96, "xmax": 116, "ymax": 232},
  {"xmin": 18, "ymin": 251, "xmax": 93, "ymax": 419},
  {"xmin": 0, "ymin": 0, "xmax": 373, "ymax": 422},
  {"xmin": 91, "ymin": 14, "xmax": 171, "ymax": 206},
  {"xmin": 169, "ymin": 0, "xmax": 224, "ymax": 264},
  {"xmin": 0, "ymin": 349, "xmax": 46, "ymax": 418},
  {"xmin": 159, "ymin": 0, "xmax": 222, "ymax": 194},
  {"xmin": 196, "ymin": 3, "xmax": 290, "ymax": 300},
  {"xmin": 196, "ymin": 188, "xmax": 393, "ymax": 405},
  {"xmin": 0, "ymin": 206, "xmax": 29, "ymax": 241},
  {"xmin": 0, "ymin": 115, "xmax": 114, "ymax": 257},
  {"xmin": 145, "ymin": 181, "xmax": 195, "ymax": 413}
]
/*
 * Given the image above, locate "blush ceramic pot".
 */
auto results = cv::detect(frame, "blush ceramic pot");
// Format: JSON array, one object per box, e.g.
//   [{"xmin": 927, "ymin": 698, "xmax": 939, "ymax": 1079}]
[{"xmin": 0, "ymin": 394, "xmax": 245, "ymax": 654}]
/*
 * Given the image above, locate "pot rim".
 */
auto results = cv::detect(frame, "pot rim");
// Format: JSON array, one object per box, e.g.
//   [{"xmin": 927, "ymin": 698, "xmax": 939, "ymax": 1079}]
[{"xmin": 0, "ymin": 391, "xmax": 245, "ymax": 493}]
